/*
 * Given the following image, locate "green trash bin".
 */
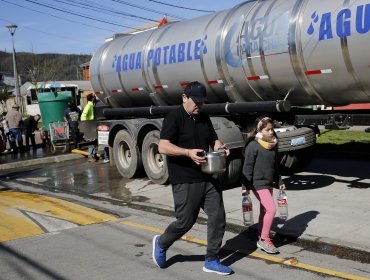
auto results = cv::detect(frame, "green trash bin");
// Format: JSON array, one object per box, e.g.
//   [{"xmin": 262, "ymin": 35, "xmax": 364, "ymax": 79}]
[{"xmin": 37, "ymin": 91, "xmax": 72, "ymax": 131}]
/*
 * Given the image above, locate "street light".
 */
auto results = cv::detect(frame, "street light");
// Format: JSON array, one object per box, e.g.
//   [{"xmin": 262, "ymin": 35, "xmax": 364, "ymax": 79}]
[{"xmin": 6, "ymin": 24, "xmax": 21, "ymax": 108}]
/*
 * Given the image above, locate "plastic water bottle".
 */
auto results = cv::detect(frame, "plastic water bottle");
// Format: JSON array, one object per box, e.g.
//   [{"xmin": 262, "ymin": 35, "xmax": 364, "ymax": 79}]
[
  {"xmin": 277, "ymin": 190, "xmax": 288, "ymax": 220},
  {"xmin": 242, "ymin": 194, "xmax": 254, "ymax": 227}
]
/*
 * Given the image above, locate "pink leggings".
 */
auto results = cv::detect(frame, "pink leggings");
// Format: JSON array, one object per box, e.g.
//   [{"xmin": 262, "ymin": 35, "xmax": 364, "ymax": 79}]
[{"xmin": 253, "ymin": 189, "xmax": 276, "ymax": 240}]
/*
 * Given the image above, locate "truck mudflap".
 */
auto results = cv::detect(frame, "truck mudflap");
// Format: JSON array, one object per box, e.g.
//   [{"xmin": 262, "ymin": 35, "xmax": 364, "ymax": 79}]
[
  {"xmin": 79, "ymin": 120, "xmax": 97, "ymax": 140},
  {"xmin": 276, "ymin": 126, "xmax": 317, "ymax": 174}
]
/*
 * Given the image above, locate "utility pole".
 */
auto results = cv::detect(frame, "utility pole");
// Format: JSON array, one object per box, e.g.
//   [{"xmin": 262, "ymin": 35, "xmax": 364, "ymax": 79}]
[{"xmin": 6, "ymin": 24, "xmax": 22, "ymax": 112}]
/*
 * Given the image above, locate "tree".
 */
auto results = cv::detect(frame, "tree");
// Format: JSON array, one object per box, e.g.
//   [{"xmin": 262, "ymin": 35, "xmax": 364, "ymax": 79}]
[
  {"xmin": 25, "ymin": 55, "xmax": 58, "ymax": 98},
  {"xmin": 0, "ymin": 51, "xmax": 92, "ymax": 82}
]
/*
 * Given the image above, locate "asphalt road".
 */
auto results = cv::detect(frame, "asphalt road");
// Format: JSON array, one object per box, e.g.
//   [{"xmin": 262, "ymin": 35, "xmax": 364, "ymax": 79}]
[
  {"xmin": 0, "ymin": 190, "xmax": 369, "ymax": 280},
  {"xmin": 1, "ymin": 154, "xmax": 370, "ymax": 279}
]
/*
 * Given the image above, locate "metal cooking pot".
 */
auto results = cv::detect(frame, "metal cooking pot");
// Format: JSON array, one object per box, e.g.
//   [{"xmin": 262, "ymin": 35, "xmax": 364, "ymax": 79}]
[{"xmin": 200, "ymin": 149, "xmax": 227, "ymax": 174}]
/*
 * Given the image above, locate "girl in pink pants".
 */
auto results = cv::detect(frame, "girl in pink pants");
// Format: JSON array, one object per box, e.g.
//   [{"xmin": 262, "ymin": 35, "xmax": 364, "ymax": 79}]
[{"xmin": 242, "ymin": 117, "xmax": 286, "ymax": 254}]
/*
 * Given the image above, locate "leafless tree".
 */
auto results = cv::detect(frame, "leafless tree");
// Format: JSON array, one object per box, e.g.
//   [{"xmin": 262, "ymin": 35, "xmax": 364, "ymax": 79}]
[{"xmin": 25, "ymin": 56, "xmax": 58, "ymax": 94}]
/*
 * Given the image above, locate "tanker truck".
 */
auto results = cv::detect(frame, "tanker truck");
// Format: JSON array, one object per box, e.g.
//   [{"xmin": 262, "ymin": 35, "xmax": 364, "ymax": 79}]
[{"xmin": 88, "ymin": 0, "xmax": 370, "ymax": 185}]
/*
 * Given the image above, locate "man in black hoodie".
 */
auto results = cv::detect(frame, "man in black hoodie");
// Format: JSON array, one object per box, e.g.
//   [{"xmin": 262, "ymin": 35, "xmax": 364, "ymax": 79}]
[{"xmin": 23, "ymin": 114, "xmax": 41, "ymax": 150}]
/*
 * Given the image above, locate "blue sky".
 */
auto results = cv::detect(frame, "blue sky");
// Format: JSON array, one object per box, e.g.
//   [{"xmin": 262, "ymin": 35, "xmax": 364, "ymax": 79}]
[{"xmin": 0, "ymin": 0, "xmax": 244, "ymax": 55}]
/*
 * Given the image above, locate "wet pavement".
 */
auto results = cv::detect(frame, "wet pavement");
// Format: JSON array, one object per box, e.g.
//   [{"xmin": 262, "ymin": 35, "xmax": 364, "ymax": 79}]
[
  {"xmin": 0, "ymin": 129, "xmax": 71, "ymax": 167},
  {"xmin": 1, "ymin": 146, "xmax": 54, "ymax": 164},
  {"xmin": 1, "ymin": 157, "xmax": 143, "ymax": 204},
  {"xmin": 0, "ymin": 130, "xmax": 88, "ymax": 167},
  {"xmin": 0, "ymin": 145, "xmax": 83, "ymax": 171},
  {"xmin": 0, "ymin": 148, "xmax": 369, "ymax": 263}
]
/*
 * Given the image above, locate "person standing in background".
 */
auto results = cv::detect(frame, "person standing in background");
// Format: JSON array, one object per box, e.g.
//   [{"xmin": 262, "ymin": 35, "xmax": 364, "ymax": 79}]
[
  {"xmin": 0, "ymin": 112, "xmax": 9, "ymax": 152},
  {"xmin": 23, "ymin": 114, "xmax": 41, "ymax": 150},
  {"xmin": 0, "ymin": 112, "xmax": 8, "ymax": 147},
  {"xmin": 81, "ymin": 94, "xmax": 97, "ymax": 161},
  {"xmin": 81, "ymin": 94, "xmax": 95, "ymax": 121},
  {"xmin": 7, "ymin": 104, "xmax": 24, "ymax": 153},
  {"xmin": 101, "ymin": 146, "xmax": 110, "ymax": 163},
  {"xmin": 64, "ymin": 102, "xmax": 81, "ymax": 149}
]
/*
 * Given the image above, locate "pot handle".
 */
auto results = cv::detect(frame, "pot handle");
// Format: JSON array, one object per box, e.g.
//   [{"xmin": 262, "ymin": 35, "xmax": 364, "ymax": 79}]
[
  {"xmin": 217, "ymin": 148, "xmax": 226, "ymax": 155},
  {"xmin": 197, "ymin": 151, "xmax": 206, "ymax": 158}
]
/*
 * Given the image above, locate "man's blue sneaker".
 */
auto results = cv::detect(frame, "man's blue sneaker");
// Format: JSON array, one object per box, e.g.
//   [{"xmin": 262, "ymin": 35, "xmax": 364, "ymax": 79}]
[
  {"xmin": 152, "ymin": 235, "xmax": 166, "ymax": 268},
  {"xmin": 203, "ymin": 258, "xmax": 233, "ymax": 275}
]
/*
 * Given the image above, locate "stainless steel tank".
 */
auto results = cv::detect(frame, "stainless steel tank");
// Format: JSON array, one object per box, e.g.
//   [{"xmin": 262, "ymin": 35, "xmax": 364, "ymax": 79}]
[{"xmin": 90, "ymin": 0, "xmax": 370, "ymax": 108}]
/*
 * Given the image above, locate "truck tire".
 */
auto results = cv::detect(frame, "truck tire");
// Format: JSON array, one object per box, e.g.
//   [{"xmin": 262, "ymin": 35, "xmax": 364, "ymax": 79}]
[
  {"xmin": 215, "ymin": 149, "xmax": 243, "ymax": 190},
  {"xmin": 276, "ymin": 127, "xmax": 316, "ymax": 174},
  {"xmin": 279, "ymin": 147, "xmax": 314, "ymax": 175},
  {"xmin": 113, "ymin": 130, "xmax": 142, "ymax": 178},
  {"xmin": 277, "ymin": 127, "xmax": 316, "ymax": 152},
  {"xmin": 142, "ymin": 130, "xmax": 169, "ymax": 184}
]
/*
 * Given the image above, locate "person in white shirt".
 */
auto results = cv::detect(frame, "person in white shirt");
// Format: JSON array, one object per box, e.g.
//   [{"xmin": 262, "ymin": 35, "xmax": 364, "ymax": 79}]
[{"xmin": 1, "ymin": 112, "xmax": 10, "ymax": 152}]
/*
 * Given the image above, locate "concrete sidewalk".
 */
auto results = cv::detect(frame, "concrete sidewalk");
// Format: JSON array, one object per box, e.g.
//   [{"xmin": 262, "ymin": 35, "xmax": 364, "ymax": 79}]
[{"xmin": 1, "ymin": 150, "xmax": 369, "ymax": 261}]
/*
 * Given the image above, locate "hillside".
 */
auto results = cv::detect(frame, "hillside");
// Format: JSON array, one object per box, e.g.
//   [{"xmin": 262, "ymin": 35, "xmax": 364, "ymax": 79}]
[{"xmin": 0, "ymin": 51, "xmax": 91, "ymax": 82}]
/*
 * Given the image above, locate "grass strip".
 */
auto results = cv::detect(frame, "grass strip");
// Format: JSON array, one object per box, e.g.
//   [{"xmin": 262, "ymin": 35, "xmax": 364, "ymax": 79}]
[{"xmin": 315, "ymin": 130, "xmax": 370, "ymax": 159}]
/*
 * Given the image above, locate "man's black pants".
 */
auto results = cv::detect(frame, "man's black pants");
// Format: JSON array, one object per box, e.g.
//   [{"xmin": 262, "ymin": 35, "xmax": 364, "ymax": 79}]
[
  {"xmin": 159, "ymin": 181, "xmax": 226, "ymax": 260},
  {"xmin": 70, "ymin": 126, "xmax": 80, "ymax": 149},
  {"xmin": 25, "ymin": 130, "xmax": 36, "ymax": 149}
]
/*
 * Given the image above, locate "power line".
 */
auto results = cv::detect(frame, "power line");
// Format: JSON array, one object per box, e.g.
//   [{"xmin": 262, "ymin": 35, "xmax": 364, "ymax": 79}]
[
  {"xmin": 0, "ymin": 16, "xmax": 80, "ymax": 42},
  {"xmin": 0, "ymin": 0, "xmax": 119, "ymax": 33},
  {"xmin": 23, "ymin": 0, "xmax": 143, "ymax": 30},
  {"xmin": 23, "ymin": 0, "xmax": 137, "ymax": 29},
  {"xmin": 110, "ymin": 0, "xmax": 186, "ymax": 20},
  {"xmin": 50, "ymin": 0, "xmax": 158, "ymax": 23},
  {"xmin": 148, "ymin": 0, "xmax": 215, "ymax": 13}
]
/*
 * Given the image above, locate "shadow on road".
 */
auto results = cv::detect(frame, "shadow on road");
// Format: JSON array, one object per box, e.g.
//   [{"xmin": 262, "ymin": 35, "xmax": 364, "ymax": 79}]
[
  {"xmin": 284, "ymin": 175, "xmax": 335, "ymax": 190},
  {"xmin": 0, "ymin": 243, "xmax": 67, "ymax": 280},
  {"xmin": 273, "ymin": 210, "xmax": 320, "ymax": 245},
  {"xmin": 304, "ymin": 157, "xmax": 370, "ymax": 178},
  {"xmin": 0, "ymin": 168, "xmax": 41, "ymax": 180},
  {"xmin": 219, "ymin": 230, "xmax": 257, "ymax": 266},
  {"xmin": 285, "ymin": 174, "xmax": 370, "ymax": 190},
  {"xmin": 343, "ymin": 179, "xmax": 370, "ymax": 189},
  {"xmin": 165, "ymin": 254, "xmax": 205, "ymax": 268},
  {"xmin": 216, "ymin": 210, "xmax": 319, "ymax": 267}
]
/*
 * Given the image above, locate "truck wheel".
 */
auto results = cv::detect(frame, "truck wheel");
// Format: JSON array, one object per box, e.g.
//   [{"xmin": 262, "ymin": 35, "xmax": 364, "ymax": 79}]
[
  {"xmin": 277, "ymin": 127, "xmax": 316, "ymax": 152},
  {"xmin": 142, "ymin": 130, "xmax": 169, "ymax": 184},
  {"xmin": 113, "ymin": 130, "xmax": 142, "ymax": 178},
  {"xmin": 276, "ymin": 127, "xmax": 316, "ymax": 174},
  {"xmin": 215, "ymin": 149, "xmax": 243, "ymax": 190},
  {"xmin": 279, "ymin": 147, "xmax": 314, "ymax": 175}
]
